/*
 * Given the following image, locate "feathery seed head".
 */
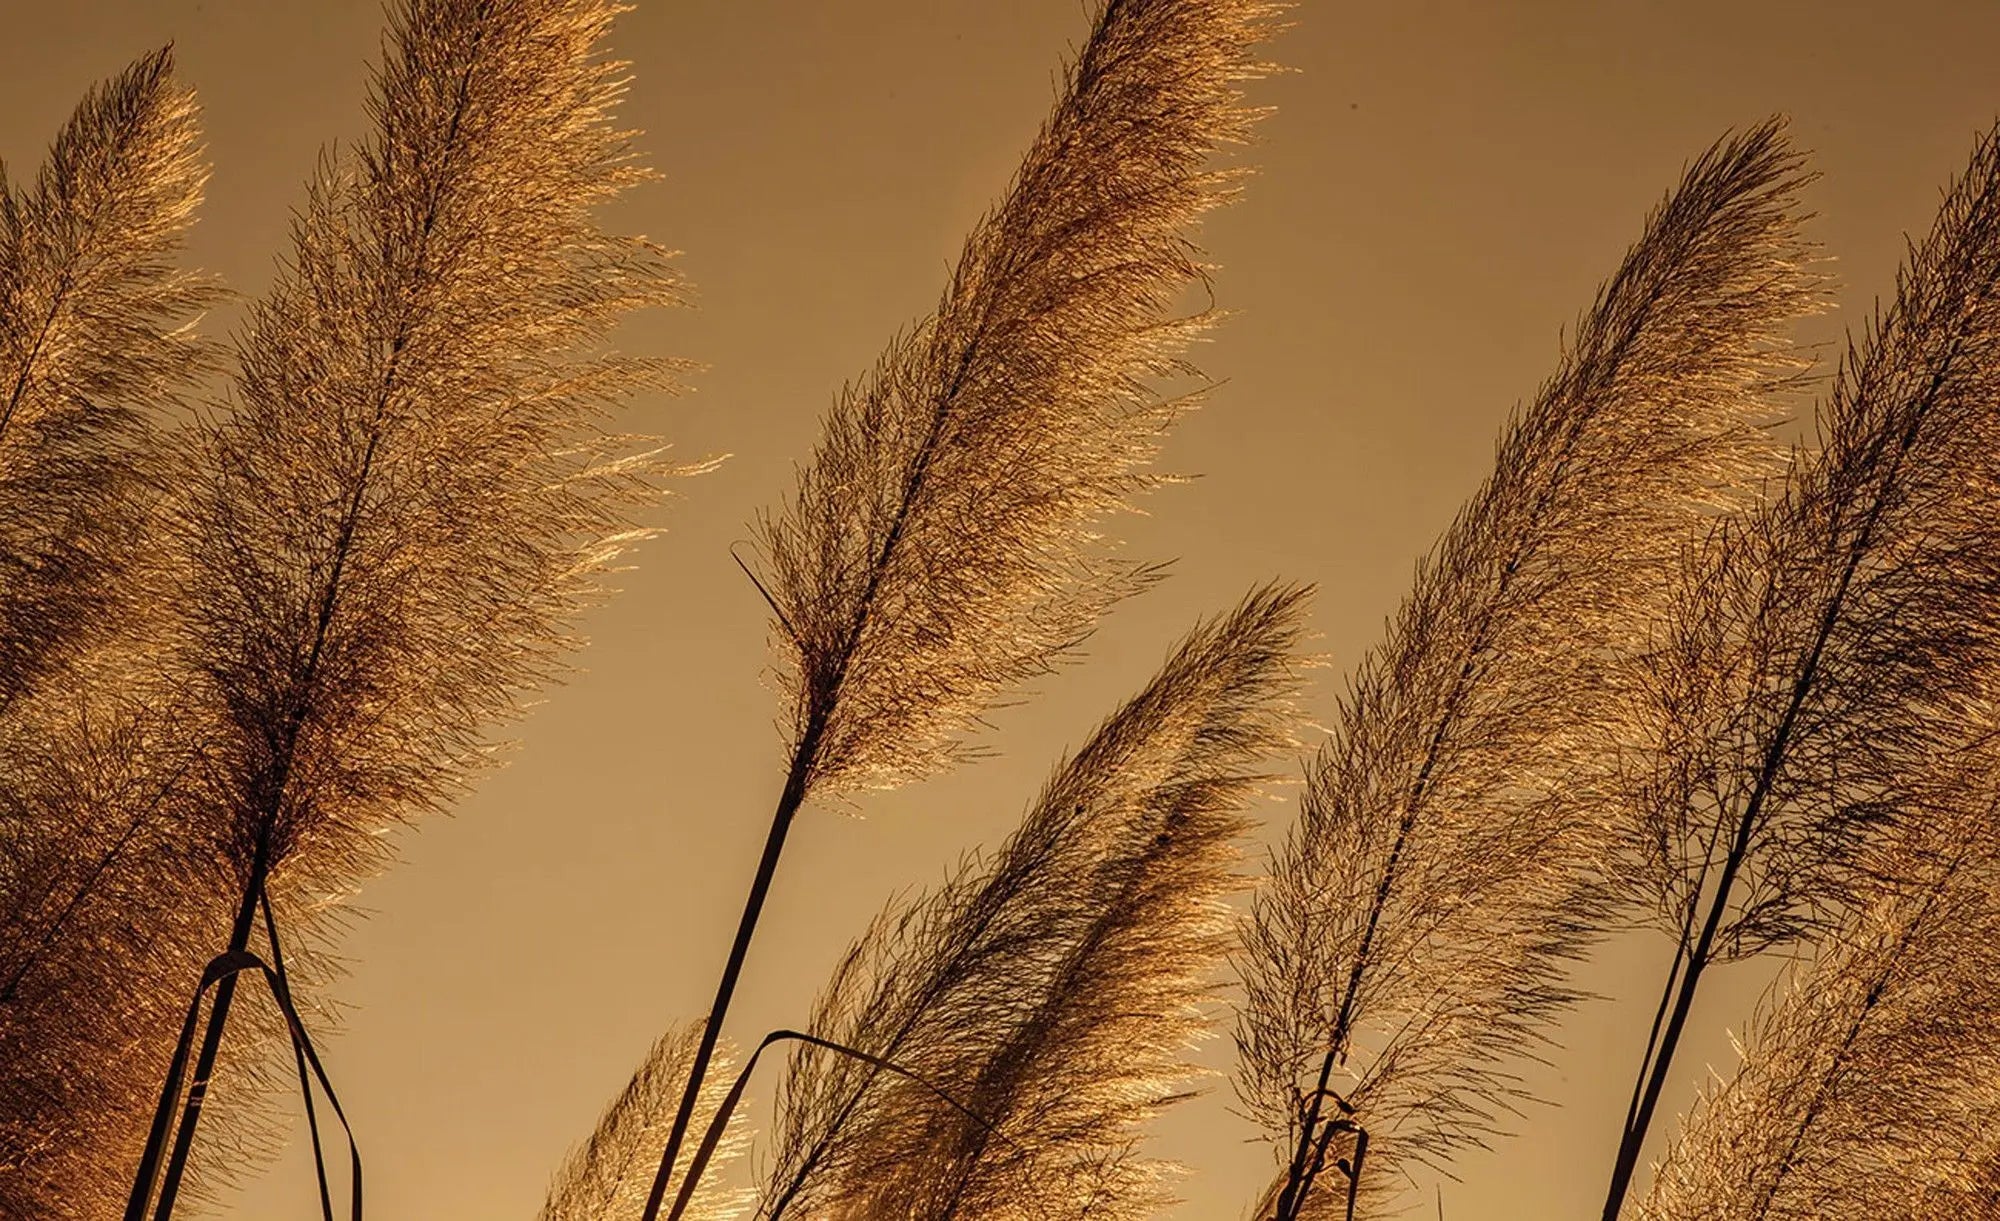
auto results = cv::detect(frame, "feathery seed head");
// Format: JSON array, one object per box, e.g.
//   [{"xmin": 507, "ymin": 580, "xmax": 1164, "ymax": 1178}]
[
  {"xmin": 756, "ymin": 0, "xmax": 1285, "ymax": 799},
  {"xmin": 1236, "ymin": 119, "xmax": 1823, "ymax": 1218},
  {"xmin": 765, "ymin": 584, "xmax": 1309, "ymax": 1221}
]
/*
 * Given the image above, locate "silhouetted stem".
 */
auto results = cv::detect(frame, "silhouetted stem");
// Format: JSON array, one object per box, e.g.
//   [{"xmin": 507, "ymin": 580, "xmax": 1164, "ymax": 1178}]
[
  {"xmin": 641, "ymin": 729, "xmax": 818, "ymax": 1221},
  {"xmin": 261, "ymin": 884, "xmax": 337, "ymax": 1221},
  {"xmin": 124, "ymin": 933, "xmax": 360, "ymax": 1221},
  {"xmin": 669, "ymin": 1028, "xmax": 1005, "ymax": 1221},
  {"xmin": 151, "ymin": 860, "xmax": 265, "ymax": 1220},
  {"xmin": 125, "ymin": 841, "xmax": 265, "ymax": 1221},
  {"xmin": 1600, "ymin": 300, "xmax": 1958, "ymax": 1219},
  {"xmin": 649, "ymin": 179, "xmax": 1001, "ymax": 1218}
]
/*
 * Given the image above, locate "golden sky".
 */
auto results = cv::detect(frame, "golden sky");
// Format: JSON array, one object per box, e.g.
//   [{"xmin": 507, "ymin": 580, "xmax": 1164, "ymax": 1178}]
[{"xmin": 8, "ymin": 1, "xmax": 2000, "ymax": 1217}]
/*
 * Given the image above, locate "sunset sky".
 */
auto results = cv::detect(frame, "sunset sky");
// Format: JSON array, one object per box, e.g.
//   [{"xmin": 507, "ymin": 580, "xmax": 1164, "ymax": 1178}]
[{"xmin": 9, "ymin": 1, "xmax": 2000, "ymax": 1217}]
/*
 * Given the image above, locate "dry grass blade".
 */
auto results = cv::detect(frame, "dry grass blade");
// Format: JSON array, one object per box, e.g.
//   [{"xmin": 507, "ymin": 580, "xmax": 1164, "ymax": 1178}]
[
  {"xmin": 1235, "ymin": 120, "xmax": 1821, "ymax": 1219},
  {"xmin": 756, "ymin": 0, "xmax": 1283, "ymax": 799},
  {"xmin": 1608, "ymin": 119, "xmax": 2000, "ymax": 1215},
  {"xmin": 1639, "ymin": 801, "xmax": 2000, "ymax": 1221},
  {"xmin": 541, "ymin": 1025, "xmax": 751, "ymax": 1221},
  {"xmin": 0, "ymin": 44, "xmax": 215, "ymax": 708},
  {"xmin": 119, "ymin": 0, "xmax": 687, "ymax": 1210},
  {"xmin": 762, "ymin": 585, "xmax": 1308, "ymax": 1221}
]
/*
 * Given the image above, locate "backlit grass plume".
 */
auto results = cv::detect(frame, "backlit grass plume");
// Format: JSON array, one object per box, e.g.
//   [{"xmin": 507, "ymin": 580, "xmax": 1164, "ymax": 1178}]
[
  {"xmin": 0, "ymin": 689, "xmax": 217, "ymax": 1220},
  {"xmin": 761, "ymin": 585, "xmax": 1307, "ymax": 1221},
  {"xmin": 123, "ymin": 0, "xmax": 686, "ymax": 1213},
  {"xmin": 645, "ymin": 3, "xmax": 1282, "ymax": 1212},
  {"xmin": 541, "ymin": 1025, "xmax": 751, "ymax": 1221},
  {"xmin": 1638, "ymin": 800, "xmax": 2000, "ymax": 1221},
  {"xmin": 0, "ymin": 45, "xmax": 214, "ymax": 708},
  {"xmin": 1603, "ymin": 121, "xmax": 2000, "ymax": 1216},
  {"xmin": 0, "ymin": 48, "xmax": 219, "ymax": 1219},
  {"xmin": 1235, "ymin": 121, "xmax": 1820, "ymax": 1220},
  {"xmin": 755, "ymin": 0, "xmax": 1281, "ymax": 799}
]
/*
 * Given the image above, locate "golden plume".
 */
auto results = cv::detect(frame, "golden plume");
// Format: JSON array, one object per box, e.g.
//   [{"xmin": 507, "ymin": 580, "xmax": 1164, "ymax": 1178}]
[
  {"xmin": 1235, "ymin": 120, "xmax": 1820, "ymax": 1219},
  {"xmin": 641, "ymin": 4, "xmax": 1283, "ymax": 1212},
  {"xmin": 755, "ymin": 0, "xmax": 1283, "ymax": 798},
  {"xmin": 0, "ymin": 47, "xmax": 218, "ymax": 1219},
  {"xmin": 763, "ymin": 585, "xmax": 1307, "ymax": 1221},
  {"xmin": 1605, "ymin": 120, "xmax": 2000, "ymax": 1215},
  {"xmin": 0, "ymin": 45, "xmax": 215, "ymax": 708},
  {"xmin": 110, "ymin": 1, "xmax": 688, "ymax": 1214}
]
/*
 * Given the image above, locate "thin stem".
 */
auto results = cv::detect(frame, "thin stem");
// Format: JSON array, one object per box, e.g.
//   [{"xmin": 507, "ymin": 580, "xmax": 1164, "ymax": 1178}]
[
  {"xmin": 668, "ymin": 1028, "xmax": 1007, "ymax": 1221},
  {"xmin": 646, "ymin": 167, "xmax": 1007, "ymax": 1221},
  {"xmin": 124, "ymin": 840, "xmax": 265, "ymax": 1221},
  {"xmin": 1619, "ymin": 818, "xmax": 1724, "ymax": 1147},
  {"xmin": 1599, "ymin": 325, "xmax": 1961, "ymax": 1221},
  {"xmin": 1620, "ymin": 922, "xmax": 1690, "ymax": 1145},
  {"xmin": 639, "ymin": 734, "xmax": 816, "ymax": 1221},
  {"xmin": 262, "ymin": 884, "xmax": 336, "ymax": 1221}
]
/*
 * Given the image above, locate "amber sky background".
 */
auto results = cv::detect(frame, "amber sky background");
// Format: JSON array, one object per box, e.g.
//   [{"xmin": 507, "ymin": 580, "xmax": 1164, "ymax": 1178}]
[{"xmin": 7, "ymin": 1, "xmax": 2000, "ymax": 1217}]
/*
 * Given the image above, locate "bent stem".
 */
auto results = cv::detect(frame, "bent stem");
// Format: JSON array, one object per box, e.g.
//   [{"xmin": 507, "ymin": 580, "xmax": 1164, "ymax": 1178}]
[
  {"xmin": 125, "ymin": 935, "xmax": 360, "ymax": 1221},
  {"xmin": 125, "ymin": 839, "xmax": 268, "ymax": 1221},
  {"xmin": 260, "ymin": 883, "xmax": 338, "ymax": 1221},
  {"xmin": 669, "ymin": 1028, "xmax": 1009, "ymax": 1221}
]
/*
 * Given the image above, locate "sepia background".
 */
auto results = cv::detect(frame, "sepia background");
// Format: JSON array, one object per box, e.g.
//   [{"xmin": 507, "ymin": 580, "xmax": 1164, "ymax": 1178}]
[{"xmin": 6, "ymin": 1, "xmax": 2000, "ymax": 1216}]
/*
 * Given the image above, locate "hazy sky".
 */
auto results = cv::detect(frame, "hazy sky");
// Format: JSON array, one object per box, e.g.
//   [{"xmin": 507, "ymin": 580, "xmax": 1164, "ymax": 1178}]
[{"xmin": 8, "ymin": 1, "xmax": 2000, "ymax": 1217}]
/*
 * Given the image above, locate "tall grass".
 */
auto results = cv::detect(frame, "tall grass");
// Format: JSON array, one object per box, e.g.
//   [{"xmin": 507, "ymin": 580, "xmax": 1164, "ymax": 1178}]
[
  {"xmin": 639, "ymin": 3, "xmax": 1283, "ymax": 1215},
  {"xmin": 1603, "ymin": 118, "xmax": 2000, "ymax": 1218},
  {"xmin": 1639, "ymin": 788, "xmax": 2000, "ymax": 1220},
  {"xmin": 760, "ymin": 587, "xmax": 1306, "ymax": 1221},
  {"xmin": 10, "ymin": 5, "xmax": 2000, "ymax": 1221},
  {"xmin": 0, "ymin": 48, "xmax": 220, "ymax": 1220},
  {"xmin": 89, "ymin": 2, "xmax": 690, "ymax": 1215},
  {"xmin": 1234, "ymin": 121, "xmax": 1820, "ymax": 1220}
]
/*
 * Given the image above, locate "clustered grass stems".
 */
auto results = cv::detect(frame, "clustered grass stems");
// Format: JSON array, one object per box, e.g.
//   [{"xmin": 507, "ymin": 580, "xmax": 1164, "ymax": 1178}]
[
  {"xmin": 1604, "ymin": 120, "xmax": 2000, "ymax": 1218},
  {"xmin": 105, "ymin": 0, "xmax": 688, "ymax": 1215},
  {"xmin": 758, "ymin": 586, "xmax": 1307, "ymax": 1221},
  {"xmin": 1235, "ymin": 120, "xmax": 1822, "ymax": 1221},
  {"xmin": 542, "ymin": 1024, "xmax": 751, "ymax": 1221},
  {"xmin": 0, "ymin": 48, "xmax": 222, "ymax": 1220},
  {"xmin": 642, "ymin": 2, "xmax": 1283, "ymax": 1214},
  {"xmin": 1637, "ymin": 788, "xmax": 2000, "ymax": 1221},
  {"xmin": 27, "ymin": 9, "xmax": 2000, "ymax": 1221}
]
